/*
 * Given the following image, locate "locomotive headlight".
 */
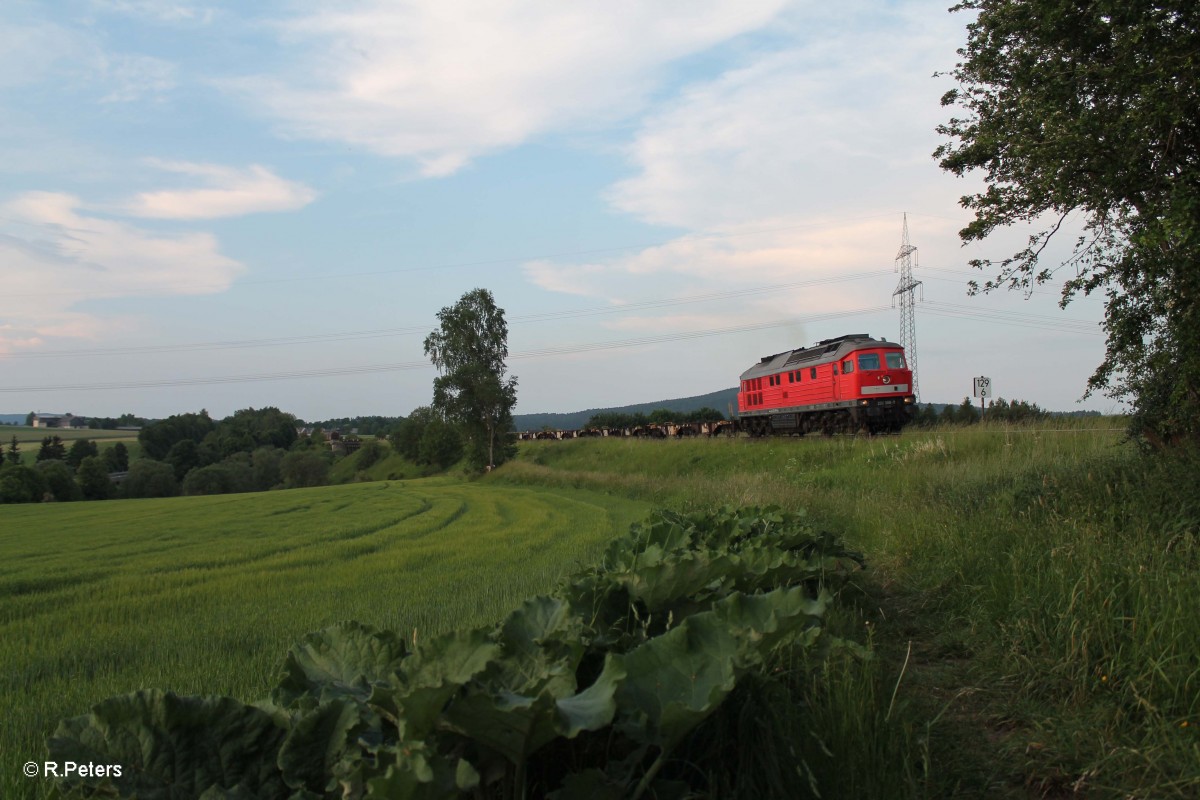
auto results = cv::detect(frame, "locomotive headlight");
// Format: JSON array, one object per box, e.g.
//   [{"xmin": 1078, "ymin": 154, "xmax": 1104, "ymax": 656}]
[
  {"xmin": 903, "ymin": 396, "xmax": 914, "ymax": 404},
  {"xmin": 860, "ymin": 400, "xmax": 869, "ymax": 406}
]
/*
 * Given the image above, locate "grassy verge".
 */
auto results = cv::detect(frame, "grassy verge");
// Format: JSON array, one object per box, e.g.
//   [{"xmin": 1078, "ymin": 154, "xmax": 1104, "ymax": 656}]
[
  {"xmin": 491, "ymin": 419, "xmax": 1199, "ymax": 798},
  {"xmin": 328, "ymin": 441, "xmax": 426, "ymax": 483},
  {"xmin": 0, "ymin": 480, "xmax": 649, "ymax": 800}
]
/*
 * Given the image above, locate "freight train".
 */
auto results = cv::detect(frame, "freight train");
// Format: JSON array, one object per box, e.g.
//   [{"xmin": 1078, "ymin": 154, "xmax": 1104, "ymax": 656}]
[
  {"xmin": 737, "ymin": 333, "xmax": 914, "ymax": 435},
  {"xmin": 518, "ymin": 333, "xmax": 914, "ymax": 439}
]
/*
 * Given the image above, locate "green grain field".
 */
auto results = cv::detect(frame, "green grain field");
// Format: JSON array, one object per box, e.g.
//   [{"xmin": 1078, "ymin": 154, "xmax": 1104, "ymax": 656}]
[{"xmin": 0, "ymin": 480, "xmax": 648, "ymax": 800}]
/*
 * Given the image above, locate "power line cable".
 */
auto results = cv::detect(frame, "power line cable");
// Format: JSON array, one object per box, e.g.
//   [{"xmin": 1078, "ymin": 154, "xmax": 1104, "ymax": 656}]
[
  {"xmin": 5, "ymin": 265, "xmax": 1098, "ymax": 360},
  {"xmin": 0, "ymin": 306, "xmax": 894, "ymax": 393},
  {"xmin": 920, "ymin": 301, "xmax": 1102, "ymax": 334},
  {"xmin": 0, "ymin": 291, "xmax": 1106, "ymax": 393},
  {"xmin": 5, "ymin": 270, "xmax": 893, "ymax": 359}
]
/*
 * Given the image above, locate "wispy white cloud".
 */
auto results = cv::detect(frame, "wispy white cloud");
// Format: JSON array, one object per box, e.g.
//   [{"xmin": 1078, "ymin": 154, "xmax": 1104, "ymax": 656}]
[
  {"xmin": 607, "ymin": 4, "xmax": 966, "ymax": 230},
  {"xmin": 88, "ymin": 0, "xmax": 216, "ymax": 25},
  {"xmin": 522, "ymin": 215, "xmax": 927, "ymax": 323},
  {"xmin": 0, "ymin": 192, "xmax": 243, "ymax": 353},
  {"xmin": 0, "ymin": 19, "xmax": 87, "ymax": 89},
  {"xmin": 97, "ymin": 53, "xmax": 177, "ymax": 102},
  {"xmin": 232, "ymin": 0, "xmax": 790, "ymax": 176},
  {"xmin": 526, "ymin": 1, "xmax": 973, "ymax": 316},
  {"xmin": 121, "ymin": 161, "xmax": 318, "ymax": 219},
  {"xmin": 0, "ymin": 11, "xmax": 179, "ymax": 104}
]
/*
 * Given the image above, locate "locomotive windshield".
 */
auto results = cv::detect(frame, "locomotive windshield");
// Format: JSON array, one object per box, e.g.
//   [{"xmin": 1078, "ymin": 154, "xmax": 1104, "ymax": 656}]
[
  {"xmin": 885, "ymin": 352, "xmax": 906, "ymax": 369},
  {"xmin": 856, "ymin": 353, "xmax": 881, "ymax": 370}
]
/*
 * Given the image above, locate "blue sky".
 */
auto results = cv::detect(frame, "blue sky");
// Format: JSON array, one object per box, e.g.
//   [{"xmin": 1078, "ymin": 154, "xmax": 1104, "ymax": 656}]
[{"xmin": 0, "ymin": 0, "xmax": 1116, "ymax": 421}]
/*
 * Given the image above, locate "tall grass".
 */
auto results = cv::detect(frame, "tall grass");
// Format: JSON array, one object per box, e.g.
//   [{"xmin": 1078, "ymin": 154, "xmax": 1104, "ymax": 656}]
[{"xmin": 494, "ymin": 420, "xmax": 1200, "ymax": 798}]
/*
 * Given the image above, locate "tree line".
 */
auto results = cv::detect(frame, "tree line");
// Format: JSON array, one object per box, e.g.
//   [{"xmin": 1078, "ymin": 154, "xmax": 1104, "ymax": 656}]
[
  {"xmin": 0, "ymin": 407, "xmax": 336, "ymax": 504},
  {"xmin": 908, "ymin": 397, "xmax": 1051, "ymax": 427},
  {"xmin": 0, "ymin": 435, "xmax": 130, "ymax": 503}
]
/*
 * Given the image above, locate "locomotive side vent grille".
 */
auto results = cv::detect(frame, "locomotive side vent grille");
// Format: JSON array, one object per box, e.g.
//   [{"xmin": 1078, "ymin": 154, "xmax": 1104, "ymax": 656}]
[{"xmin": 784, "ymin": 350, "xmax": 822, "ymax": 367}]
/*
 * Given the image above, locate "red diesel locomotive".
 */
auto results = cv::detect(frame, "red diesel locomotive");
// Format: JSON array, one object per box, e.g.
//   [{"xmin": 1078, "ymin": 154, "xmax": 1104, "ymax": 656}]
[{"xmin": 737, "ymin": 333, "xmax": 915, "ymax": 435}]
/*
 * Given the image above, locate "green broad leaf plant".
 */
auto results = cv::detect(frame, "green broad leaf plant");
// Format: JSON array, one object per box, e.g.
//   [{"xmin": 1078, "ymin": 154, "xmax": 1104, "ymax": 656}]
[{"xmin": 47, "ymin": 506, "xmax": 864, "ymax": 800}]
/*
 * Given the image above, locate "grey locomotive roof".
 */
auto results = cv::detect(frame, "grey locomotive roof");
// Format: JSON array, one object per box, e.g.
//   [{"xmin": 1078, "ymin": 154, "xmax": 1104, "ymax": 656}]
[{"xmin": 738, "ymin": 334, "xmax": 902, "ymax": 381}]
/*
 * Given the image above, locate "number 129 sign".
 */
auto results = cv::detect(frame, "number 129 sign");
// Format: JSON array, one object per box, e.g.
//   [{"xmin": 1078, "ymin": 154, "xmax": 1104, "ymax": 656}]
[{"xmin": 973, "ymin": 376, "xmax": 992, "ymax": 399}]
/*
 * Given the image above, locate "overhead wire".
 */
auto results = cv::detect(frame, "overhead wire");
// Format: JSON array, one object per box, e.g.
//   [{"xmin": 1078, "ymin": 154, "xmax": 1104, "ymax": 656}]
[
  {"xmin": 3, "ymin": 270, "xmax": 894, "ymax": 359},
  {"xmin": 2, "ymin": 259, "xmax": 1105, "ymax": 393},
  {"xmin": 5, "ymin": 266, "xmax": 1097, "ymax": 360},
  {"xmin": 0, "ymin": 306, "xmax": 893, "ymax": 393}
]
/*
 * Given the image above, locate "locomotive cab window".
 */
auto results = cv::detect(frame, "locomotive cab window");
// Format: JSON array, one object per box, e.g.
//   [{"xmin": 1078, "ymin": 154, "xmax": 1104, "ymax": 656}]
[
  {"xmin": 886, "ymin": 352, "xmax": 906, "ymax": 369},
  {"xmin": 857, "ymin": 353, "xmax": 881, "ymax": 371},
  {"xmin": 842, "ymin": 359, "xmax": 854, "ymax": 374},
  {"xmin": 810, "ymin": 367, "xmax": 817, "ymax": 379}
]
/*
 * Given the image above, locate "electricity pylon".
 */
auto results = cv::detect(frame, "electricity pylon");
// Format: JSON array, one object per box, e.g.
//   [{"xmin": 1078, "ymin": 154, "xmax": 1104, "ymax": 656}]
[{"xmin": 892, "ymin": 213, "xmax": 922, "ymax": 400}]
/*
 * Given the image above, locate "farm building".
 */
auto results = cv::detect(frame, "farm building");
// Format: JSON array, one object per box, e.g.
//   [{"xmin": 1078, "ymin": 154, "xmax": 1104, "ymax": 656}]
[{"xmin": 31, "ymin": 413, "xmax": 88, "ymax": 429}]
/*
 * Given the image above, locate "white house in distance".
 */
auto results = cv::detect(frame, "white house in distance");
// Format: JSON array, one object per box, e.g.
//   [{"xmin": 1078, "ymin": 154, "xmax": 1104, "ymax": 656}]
[{"xmin": 31, "ymin": 413, "xmax": 88, "ymax": 429}]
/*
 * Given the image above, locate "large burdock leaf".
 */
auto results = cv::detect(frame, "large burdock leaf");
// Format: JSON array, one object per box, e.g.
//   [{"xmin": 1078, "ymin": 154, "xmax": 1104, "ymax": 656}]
[
  {"xmin": 364, "ymin": 741, "xmax": 479, "ymax": 800},
  {"xmin": 47, "ymin": 690, "xmax": 290, "ymax": 800},
  {"xmin": 498, "ymin": 595, "xmax": 583, "ymax": 663},
  {"xmin": 555, "ymin": 653, "xmax": 626, "ymax": 738},
  {"xmin": 711, "ymin": 585, "xmax": 830, "ymax": 660},
  {"xmin": 488, "ymin": 595, "xmax": 584, "ymax": 698},
  {"xmin": 617, "ymin": 550, "xmax": 738, "ymax": 611},
  {"xmin": 441, "ymin": 654, "xmax": 625, "ymax": 768},
  {"xmin": 614, "ymin": 609, "xmax": 742, "ymax": 750},
  {"xmin": 273, "ymin": 621, "xmax": 409, "ymax": 709},
  {"xmin": 442, "ymin": 688, "xmax": 560, "ymax": 766},
  {"xmin": 614, "ymin": 585, "xmax": 829, "ymax": 750},
  {"xmin": 277, "ymin": 697, "xmax": 367, "ymax": 796},
  {"xmin": 388, "ymin": 627, "xmax": 501, "ymax": 741}
]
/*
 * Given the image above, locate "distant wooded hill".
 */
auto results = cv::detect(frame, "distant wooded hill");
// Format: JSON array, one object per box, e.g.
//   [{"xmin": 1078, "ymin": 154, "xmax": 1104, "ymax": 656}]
[{"xmin": 513, "ymin": 388, "xmax": 740, "ymax": 432}]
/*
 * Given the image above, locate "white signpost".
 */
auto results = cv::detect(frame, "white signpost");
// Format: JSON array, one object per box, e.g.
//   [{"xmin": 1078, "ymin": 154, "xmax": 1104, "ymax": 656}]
[{"xmin": 973, "ymin": 376, "xmax": 992, "ymax": 419}]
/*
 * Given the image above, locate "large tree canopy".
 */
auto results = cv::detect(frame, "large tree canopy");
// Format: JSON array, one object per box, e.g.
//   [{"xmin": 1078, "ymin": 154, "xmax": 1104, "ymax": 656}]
[
  {"xmin": 935, "ymin": 1, "xmax": 1199, "ymax": 445},
  {"xmin": 424, "ymin": 288, "xmax": 518, "ymax": 470}
]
